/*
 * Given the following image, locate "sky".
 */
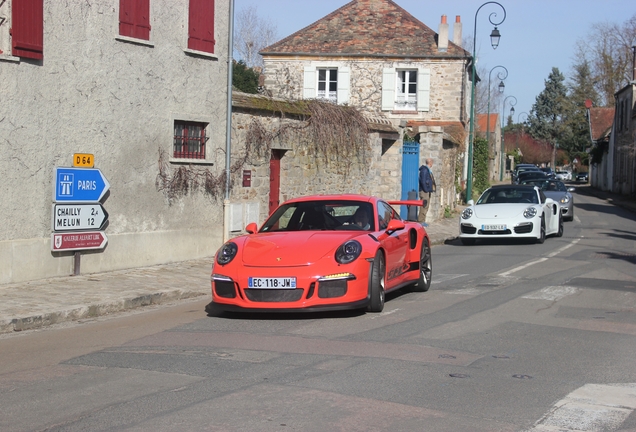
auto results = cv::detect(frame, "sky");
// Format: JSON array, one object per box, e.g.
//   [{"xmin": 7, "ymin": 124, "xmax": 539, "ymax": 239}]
[{"xmin": 234, "ymin": 0, "xmax": 634, "ymax": 120}]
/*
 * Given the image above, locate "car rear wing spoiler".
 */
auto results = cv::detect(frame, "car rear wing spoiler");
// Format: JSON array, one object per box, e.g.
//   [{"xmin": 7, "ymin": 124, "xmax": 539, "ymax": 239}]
[{"xmin": 387, "ymin": 200, "xmax": 424, "ymax": 207}]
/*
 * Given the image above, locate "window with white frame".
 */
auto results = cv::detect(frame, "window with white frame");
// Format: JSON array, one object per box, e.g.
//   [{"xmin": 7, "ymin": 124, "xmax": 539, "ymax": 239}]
[
  {"xmin": 396, "ymin": 70, "xmax": 417, "ymax": 110},
  {"xmin": 303, "ymin": 66, "xmax": 350, "ymax": 104},
  {"xmin": 317, "ymin": 68, "xmax": 338, "ymax": 102},
  {"xmin": 381, "ymin": 67, "xmax": 430, "ymax": 112}
]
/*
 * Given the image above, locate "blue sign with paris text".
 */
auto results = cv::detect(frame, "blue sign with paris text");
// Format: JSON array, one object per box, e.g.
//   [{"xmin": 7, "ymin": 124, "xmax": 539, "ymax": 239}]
[{"xmin": 54, "ymin": 167, "xmax": 110, "ymax": 202}]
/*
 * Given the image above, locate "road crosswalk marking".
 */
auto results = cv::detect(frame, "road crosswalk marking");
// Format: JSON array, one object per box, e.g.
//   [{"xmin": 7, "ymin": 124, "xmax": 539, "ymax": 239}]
[{"xmin": 526, "ymin": 383, "xmax": 636, "ymax": 431}]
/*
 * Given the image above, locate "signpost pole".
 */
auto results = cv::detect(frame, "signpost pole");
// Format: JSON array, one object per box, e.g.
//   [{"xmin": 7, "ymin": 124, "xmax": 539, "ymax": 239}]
[{"xmin": 74, "ymin": 252, "xmax": 81, "ymax": 276}]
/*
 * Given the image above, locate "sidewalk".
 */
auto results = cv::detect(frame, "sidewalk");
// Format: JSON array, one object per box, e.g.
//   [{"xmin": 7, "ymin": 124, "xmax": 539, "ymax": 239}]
[{"xmin": 0, "ymin": 214, "xmax": 462, "ymax": 334}]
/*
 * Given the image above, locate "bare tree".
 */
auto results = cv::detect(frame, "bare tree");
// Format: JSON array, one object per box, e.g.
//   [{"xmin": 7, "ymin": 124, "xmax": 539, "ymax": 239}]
[
  {"xmin": 574, "ymin": 13, "xmax": 636, "ymax": 106},
  {"xmin": 234, "ymin": 5, "xmax": 278, "ymax": 68}
]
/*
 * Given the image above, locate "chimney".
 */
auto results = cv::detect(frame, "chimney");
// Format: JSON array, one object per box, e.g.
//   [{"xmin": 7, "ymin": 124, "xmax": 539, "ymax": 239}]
[
  {"xmin": 453, "ymin": 16, "xmax": 462, "ymax": 47},
  {"xmin": 438, "ymin": 15, "xmax": 449, "ymax": 52}
]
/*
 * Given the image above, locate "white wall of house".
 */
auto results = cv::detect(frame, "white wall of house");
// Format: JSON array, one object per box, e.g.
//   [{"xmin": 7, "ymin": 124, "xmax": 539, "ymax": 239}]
[{"xmin": 0, "ymin": 1, "xmax": 230, "ymax": 284}]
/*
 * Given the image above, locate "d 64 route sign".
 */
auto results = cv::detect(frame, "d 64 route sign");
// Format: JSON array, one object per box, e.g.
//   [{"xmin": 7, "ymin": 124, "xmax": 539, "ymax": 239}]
[
  {"xmin": 51, "ymin": 231, "xmax": 108, "ymax": 252},
  {"xmin": 52, "ymin": 204, "xmax": 108, "ymax": 231}
]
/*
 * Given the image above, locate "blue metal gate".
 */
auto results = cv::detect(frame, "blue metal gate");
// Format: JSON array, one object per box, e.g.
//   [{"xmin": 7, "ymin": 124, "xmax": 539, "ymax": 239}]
[{"xmin": 400, "ymin": 141, "xmax": 420, "ymax": 220}]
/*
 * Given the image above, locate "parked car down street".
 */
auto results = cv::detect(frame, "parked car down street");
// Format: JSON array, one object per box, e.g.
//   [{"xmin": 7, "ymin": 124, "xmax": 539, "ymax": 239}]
[
  {"xmin": 576, "ymin": 172, "xmax": 589, "ymax": 182},
  {"xmin": 520, "ymin": 179, "xmax": 575, "ymax": 221}
]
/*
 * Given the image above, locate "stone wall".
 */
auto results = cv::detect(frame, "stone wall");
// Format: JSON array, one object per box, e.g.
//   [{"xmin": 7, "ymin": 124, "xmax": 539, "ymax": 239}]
[{"xmin": 263, "ymin": 58, "xmax": 467, "ymax": 122}]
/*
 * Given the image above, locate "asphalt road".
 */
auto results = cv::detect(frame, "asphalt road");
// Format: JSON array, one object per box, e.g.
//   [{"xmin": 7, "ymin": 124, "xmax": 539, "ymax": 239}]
[{"xmin": 1, "ymin": 187, "xmax": 635, "ymax": 431}]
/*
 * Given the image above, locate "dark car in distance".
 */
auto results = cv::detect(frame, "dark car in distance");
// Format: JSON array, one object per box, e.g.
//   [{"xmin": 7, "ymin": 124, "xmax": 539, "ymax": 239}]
[{"xmin": 576, "ymin": 172, "xmax": 589, "ymax": 182}]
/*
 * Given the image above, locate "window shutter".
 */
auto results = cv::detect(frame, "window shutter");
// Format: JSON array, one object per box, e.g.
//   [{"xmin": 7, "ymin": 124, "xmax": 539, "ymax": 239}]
[
  {"xmin": 381, "ymin": 68, "xmax": 395, "ymax": 111},
  {"xmin": 188, "ymin": 0, "xmax": 215, "ymax": 53},
  {"xmin": 417, "ymin": 68, "xmax": 431, "ymax": 112},
  {"xmin": 303, "ymin": 66, "xmax": 316, "ymax": 99},
  {"xmin": 11, "ymin": 0, "xmax": 44, "ymax": 60},
  {"xmin": 119, "ymin": 0, "xmax": 150, "ymax": 40},
  {"xmin": 337, "ymin": 67, "xmax": 350, "ymax": 105}
]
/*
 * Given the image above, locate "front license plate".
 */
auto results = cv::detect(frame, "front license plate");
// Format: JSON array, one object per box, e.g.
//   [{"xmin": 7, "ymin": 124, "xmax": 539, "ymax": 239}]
[
  {"xmin": 248, "ymin": 277, "xmax": 297, "ymax": 289},
  {"xmin": 482, "ymin": 224, "xmax": 506, "ymax": 231}
]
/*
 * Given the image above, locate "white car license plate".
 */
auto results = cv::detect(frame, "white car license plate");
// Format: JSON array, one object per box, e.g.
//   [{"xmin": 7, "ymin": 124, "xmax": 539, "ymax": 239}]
[
  {"xmin": 248, "ymin": 277, "xmax": 296, "ymax": 289},
  {"xmin": 482, "ymin": 224, "xmax": 506, "ymax": 231}
]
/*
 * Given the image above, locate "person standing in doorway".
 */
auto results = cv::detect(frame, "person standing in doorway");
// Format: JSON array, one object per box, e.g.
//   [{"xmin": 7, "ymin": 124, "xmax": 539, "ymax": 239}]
[{"xmin": 418, "ymin": 158, "xmax": 436, "ymax": 225}]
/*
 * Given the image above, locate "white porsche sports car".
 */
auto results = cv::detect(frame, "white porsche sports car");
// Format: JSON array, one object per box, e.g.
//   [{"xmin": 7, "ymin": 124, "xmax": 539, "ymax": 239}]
[{"xmin": 459, "ymin": 185, "xmax": 563, "ymax": 245}]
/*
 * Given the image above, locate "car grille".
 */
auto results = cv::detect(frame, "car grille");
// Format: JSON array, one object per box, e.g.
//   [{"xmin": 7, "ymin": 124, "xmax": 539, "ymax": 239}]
[
  {"xmin": 244, "ymin": 289, "xmax": 304, "ymax": 302},
  {"xmin": 478, "ymin": 228, "xmax": 512, "ymax": 235},
  {"xmin": 460, "ymin": 224, "xmax": 477, "ymax": 234},
  {"xmin": 214, "ymin": 280, "xmax": 237, "ymax": 298},
  {"xmin": 318, "ymin": 279, "xmax": 347, "ymax": 298},
  {"xmin": 514, "ymin": 223, "xmax": 534, "ymax": 234}
]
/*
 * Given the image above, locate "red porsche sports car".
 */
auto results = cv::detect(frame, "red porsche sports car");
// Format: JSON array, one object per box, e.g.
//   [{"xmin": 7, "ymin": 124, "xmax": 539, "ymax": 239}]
[{"xmin": 210, "ymin": 194, "xmax": 431, "ymax": 313}]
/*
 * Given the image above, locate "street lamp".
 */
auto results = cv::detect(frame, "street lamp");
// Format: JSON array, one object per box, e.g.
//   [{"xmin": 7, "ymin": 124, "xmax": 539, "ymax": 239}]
[
  {"xmin": 514, "ymin": 112, "xmax": 528, "ymax": 151},
  {"xmin": 486, "ymin": 65, "xmax": 508, "ymax": 146},
  {"xmin": 500, "ymin": 95, "xmax": 517, "ymax": 181},
  {"xmin": 466, "ymin": 2, "xmax": 506, "ymax": 202},
  {"xmin": 517, "ymin": 111, "xmax": 528, "ymax": 124}
]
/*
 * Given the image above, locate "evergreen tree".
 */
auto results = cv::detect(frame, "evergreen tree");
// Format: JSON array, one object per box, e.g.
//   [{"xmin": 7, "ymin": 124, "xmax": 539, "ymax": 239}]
[
  {"xmin": 232, "ymin": 61, "xmax": 259, "ymax": 94},
  {"xmin": 527, "ymin": 67, "xmax": 569, "ymax": 167},
  {"xmin": 562, "ymin": 59, "xmax": 599, "ymax": 155}
]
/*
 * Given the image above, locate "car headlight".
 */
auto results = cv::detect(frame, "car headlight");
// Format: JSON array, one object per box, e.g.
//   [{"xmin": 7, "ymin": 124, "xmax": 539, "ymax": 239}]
[
  {"xmin": 461, "ymin": 208, "xmax": 473, "ymax": 219},
  {"xmin": 216, "ymin": 242, "xmax": 238, "ymax": 265},
  {"xmin": 560, "ymin": 196, "xmax": 570, "ymax": 204},
  {"xmin": 335, "ymin": 240, "xmax": 362, "ymax": 264},
  {"xmin": 523, "ymin": 207, "xmax": 537, "ymax": 219}
]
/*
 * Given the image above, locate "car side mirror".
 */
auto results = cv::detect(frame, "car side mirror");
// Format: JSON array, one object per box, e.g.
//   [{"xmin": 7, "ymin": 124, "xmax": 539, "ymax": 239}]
[
  {"xmin": 245, "ymin": 222, "xmax": 258, "ymax": 234},
  {"xmin": 568, "ymin": 187, "xmax": 575, "ymax": 192},
  {"xmin": 467, "ymin": 200, "xmax": 475, "ymax": 206},
  {"xmin": 386, "ymin": 219, "xmax": 405, "ymax": 233}
]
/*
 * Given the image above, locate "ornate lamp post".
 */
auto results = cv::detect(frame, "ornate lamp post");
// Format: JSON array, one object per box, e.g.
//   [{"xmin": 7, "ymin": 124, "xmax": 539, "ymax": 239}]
[
  {"xmin": 466, "ymin": 2, "xmax": 506, "ymax": 202},
  {"xmin": 515, "ymin": 112, "xmax": 528, "ymax": 151},
  {"xmin": 486, "ymin": 65, "xmax": 507, "ymax": 146},
  {"xmin": 500, "ymin": 95, "xmax": 517, "ymax": 181}
]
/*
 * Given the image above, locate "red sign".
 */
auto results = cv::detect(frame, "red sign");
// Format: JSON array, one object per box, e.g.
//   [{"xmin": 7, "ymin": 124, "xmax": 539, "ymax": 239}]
[{"xmin": 51, "ymin": 231, "xmax": 108, "ymax": 251}]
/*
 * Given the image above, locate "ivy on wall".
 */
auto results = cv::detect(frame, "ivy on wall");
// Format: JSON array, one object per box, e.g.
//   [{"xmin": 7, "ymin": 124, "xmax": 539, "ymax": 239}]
[
  {"xmin": 472, "ymin": 136, "xmax": 490, "ymax": 199},
  {"xmin": 155, "ymin": 98, "xmax": 371, "ymax": 202}
]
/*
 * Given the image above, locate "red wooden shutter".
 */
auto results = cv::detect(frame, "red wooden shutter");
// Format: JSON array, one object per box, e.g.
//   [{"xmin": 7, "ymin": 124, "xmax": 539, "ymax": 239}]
[
  {"xmin": 11, "ymin": 0, "xmax": 44, "ymax": 60},
  {"xmin": 188, "ymin": 0, "xmax": 215, "ymax": 53},
  {"xmin": 119, "ymin": 0, "xmax": 150, "ymax": 40}
]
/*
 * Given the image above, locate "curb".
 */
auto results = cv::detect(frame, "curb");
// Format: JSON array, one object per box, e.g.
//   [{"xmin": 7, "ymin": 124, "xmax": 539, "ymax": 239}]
[{"xmin": 0, "ymin": 290, "xmax": 207, "ymax": 334}]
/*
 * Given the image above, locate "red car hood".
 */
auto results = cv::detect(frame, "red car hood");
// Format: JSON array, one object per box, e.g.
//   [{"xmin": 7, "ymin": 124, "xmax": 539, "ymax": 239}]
[{"xmin": 241, "ymin": 232, "xmax": 357, "ymax": 267}]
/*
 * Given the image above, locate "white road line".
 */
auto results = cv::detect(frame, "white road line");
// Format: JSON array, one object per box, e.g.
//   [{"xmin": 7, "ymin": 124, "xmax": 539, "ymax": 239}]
[
  {"xmin": 526, "ymin": 383, "xmax": 636, "ymax": 431},
  {"xmin": 499, "ymin": 238, "xmax": 581, "ymax": 277},
  {"xmin": 521, "ymin": 286, "xmax": 580, "ymax": 301}
]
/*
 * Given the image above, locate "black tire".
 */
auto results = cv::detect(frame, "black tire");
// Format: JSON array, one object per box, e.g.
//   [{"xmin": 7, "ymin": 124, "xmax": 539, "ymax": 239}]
[
  {"xmin": 556, "ymin": 214, "xmax": 564, "ymax": 237},
  {"xmin": 536, "ymin": 216, "xmax": 546, "ymax": 244},
  {"xmin": 412, "ymin": 238, "xmax": 432, "ymax": 292},
  {"xmin": 367, "ymin": 251, "xmax": 385, "ymax": 312},
  {"xmin": 461, "ymin": 238, "xmax": 476, "ymax": 246}
]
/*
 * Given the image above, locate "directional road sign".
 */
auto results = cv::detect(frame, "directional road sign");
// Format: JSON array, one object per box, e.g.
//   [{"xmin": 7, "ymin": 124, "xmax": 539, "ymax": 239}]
[
  {"xmin": 52, "ymin": 203, "xmax": 108, "ymax": 231},
  {"xmin": 51, "ymin": 231, "xmax": 108, "ymax": 252},
  {"xmin": 54, "ymin": 167, "xmax": 110, "ymax": 202}
]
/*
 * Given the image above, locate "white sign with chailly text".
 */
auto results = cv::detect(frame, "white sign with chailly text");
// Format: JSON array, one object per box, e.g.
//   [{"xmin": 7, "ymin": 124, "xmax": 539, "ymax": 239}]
[{"xmin": 52, "ymin": 203, "xmax": 108, "ymax": 231}]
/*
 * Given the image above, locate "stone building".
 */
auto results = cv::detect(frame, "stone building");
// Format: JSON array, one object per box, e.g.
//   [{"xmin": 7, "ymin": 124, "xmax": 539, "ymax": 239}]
[
  {"xmin": 259, "ymin": 0, "xmax": 472, "ymax": 221},
  {"xmin": 611, "ymin": 83, "xmax": 636, "ymax": 195},
  {"xmin": 0, "ymin": 1, "xmax": 230, "ymax": 283}
]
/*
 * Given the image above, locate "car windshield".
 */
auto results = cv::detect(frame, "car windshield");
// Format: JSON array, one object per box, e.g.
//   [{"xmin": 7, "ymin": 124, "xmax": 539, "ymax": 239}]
[
  {"xmin": 477, "ymin": 187, "xmax": 539, "ymax": 204},
  {"xmin": 259, "ymin": 200, "xmax": 377, "ymax": 232},
  {"xmin": 522, "ymin": 180, "xmax": 567, "ymax": 192}
]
